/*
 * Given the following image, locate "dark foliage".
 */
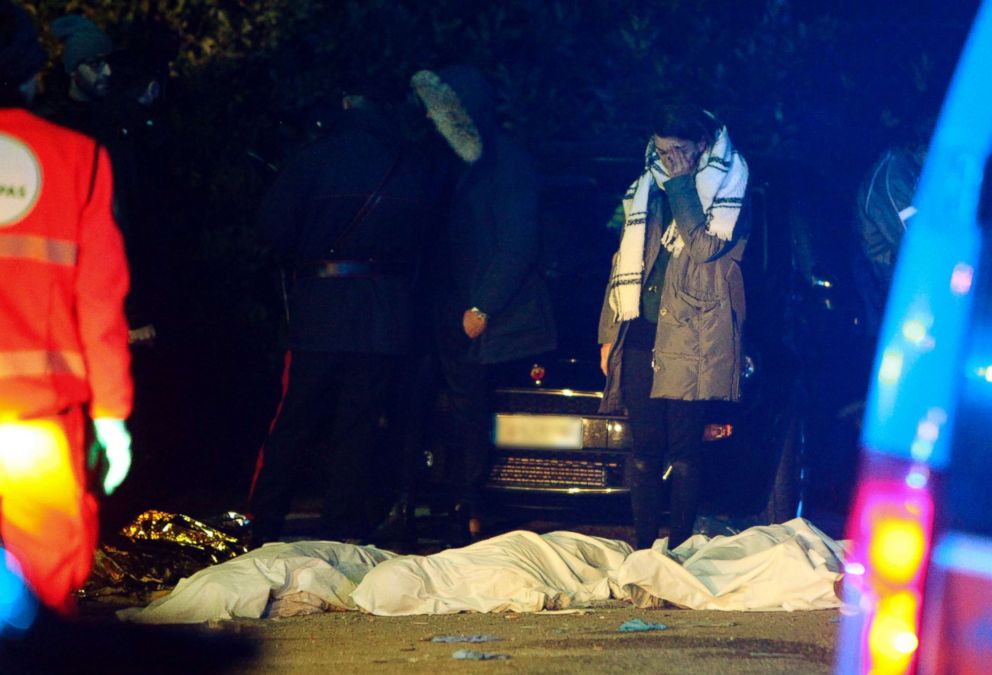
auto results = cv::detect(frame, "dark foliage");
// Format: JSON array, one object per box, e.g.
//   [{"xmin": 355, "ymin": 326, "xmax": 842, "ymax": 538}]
[{"xmin": 17, "ymin": 0, "xmax": 981, "ymax": 509}]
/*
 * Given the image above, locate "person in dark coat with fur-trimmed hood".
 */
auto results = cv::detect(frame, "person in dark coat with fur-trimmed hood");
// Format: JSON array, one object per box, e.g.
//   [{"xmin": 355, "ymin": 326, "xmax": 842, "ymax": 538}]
[{"xmin": 411, "ymin": 65, "xmax": 556, "ymax": 541}]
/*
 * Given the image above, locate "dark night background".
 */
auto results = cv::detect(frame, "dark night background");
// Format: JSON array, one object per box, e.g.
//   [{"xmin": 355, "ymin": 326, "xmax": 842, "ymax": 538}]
[{"xmin": 18, "ymin": 0, "xmax": 984, "ymax": 526}]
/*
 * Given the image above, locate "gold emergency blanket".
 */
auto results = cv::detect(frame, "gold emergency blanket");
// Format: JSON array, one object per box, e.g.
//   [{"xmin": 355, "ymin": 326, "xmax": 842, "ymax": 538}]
[
  {"xmin": 120, "ymin": 510, "xmax": 247, "ymax": 561},
  {"xmin": 84, "ymin": 510, "xmax": 249, "ymax": 598}
]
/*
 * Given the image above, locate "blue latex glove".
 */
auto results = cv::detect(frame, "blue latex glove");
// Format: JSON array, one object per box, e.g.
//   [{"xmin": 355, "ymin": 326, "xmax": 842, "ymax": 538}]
[{"xmin": 91, "ymin": 418, "xmax": 132, "ymax": 495}]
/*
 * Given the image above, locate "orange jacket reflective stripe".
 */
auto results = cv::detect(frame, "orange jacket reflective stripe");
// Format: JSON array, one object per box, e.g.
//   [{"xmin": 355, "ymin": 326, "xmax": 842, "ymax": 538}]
[
  {"xmin": 0, "ymin": 234, "xmax": 78, "ymax": 266},
  {"xmin": 0, "ymin": 109, "xmax": 131, "ymax": 420},
  {"xmin": 0, "ymin": 351, "xmax": 87, "ymax": 379}
]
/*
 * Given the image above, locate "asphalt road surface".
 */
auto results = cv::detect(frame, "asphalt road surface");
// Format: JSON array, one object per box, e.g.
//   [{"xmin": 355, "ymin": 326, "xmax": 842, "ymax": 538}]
[
  {"xmin": 201, "ymin": 603, "xmax": 840, "ymax": 674},
  {"xmin": 1, "ymin": 602, "xmax": 840, "ymax": 674}
]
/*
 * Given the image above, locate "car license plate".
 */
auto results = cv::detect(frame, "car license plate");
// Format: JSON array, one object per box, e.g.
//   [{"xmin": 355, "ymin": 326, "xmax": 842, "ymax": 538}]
[{"xmin": 493, "ymin": 414, "xmax": 583, "ymax": 450}]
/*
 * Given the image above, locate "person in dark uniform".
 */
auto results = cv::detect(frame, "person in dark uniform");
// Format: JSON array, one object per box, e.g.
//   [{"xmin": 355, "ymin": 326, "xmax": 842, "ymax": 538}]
[{"xmin": 248, "ymin": 88, "xmax": 439, "ymax": 544}]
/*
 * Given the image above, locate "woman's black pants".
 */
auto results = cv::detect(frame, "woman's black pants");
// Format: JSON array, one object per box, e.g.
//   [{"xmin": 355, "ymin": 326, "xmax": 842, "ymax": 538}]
[{"xmin": 621, "ymin": 343, "xmax": 706, "ymax": 550}]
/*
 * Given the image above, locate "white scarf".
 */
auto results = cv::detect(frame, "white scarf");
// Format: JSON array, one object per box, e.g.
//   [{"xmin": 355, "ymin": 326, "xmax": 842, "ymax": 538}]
[{"xmin": 608, "ymin": 126, "xmax": 748, "ymax": 322}]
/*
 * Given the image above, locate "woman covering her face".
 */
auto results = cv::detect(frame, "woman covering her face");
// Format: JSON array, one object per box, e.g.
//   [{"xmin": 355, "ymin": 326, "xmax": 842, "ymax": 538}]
[{"xmin": 598, "ymin": 103, "xmax": 750, "ymax": 550}]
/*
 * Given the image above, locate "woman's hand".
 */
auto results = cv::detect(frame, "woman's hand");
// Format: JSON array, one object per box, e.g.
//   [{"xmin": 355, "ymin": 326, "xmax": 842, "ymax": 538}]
[
  {"xmin": 600, "ymin": 342, "xmax": 612, "ymax": 376},
  {"xmin": 659, "ymin": 146, "xmax": 697, "ymax": 177}
]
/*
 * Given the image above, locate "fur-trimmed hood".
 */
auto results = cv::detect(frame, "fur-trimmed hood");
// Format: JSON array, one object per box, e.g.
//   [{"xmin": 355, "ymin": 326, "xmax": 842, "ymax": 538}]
[{"xmin": 411, "ymin": 65, "xmax": 495, "ymax": 164}]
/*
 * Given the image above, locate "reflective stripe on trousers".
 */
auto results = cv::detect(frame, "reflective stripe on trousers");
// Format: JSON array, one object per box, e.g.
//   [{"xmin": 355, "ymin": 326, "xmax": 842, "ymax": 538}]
[{"xmin": 0, "ymin": 407, "xmax": 98, "ymax": 613}]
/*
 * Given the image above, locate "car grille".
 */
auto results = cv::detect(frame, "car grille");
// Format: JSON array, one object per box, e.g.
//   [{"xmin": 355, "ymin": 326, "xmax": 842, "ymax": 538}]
[
  {"xmin": 487, "ymin": 454, "xmax": 626, "ymax": 491},
  {"xmin": 492, "ymin": 389, "xmax": 604, "ymax": 415}
]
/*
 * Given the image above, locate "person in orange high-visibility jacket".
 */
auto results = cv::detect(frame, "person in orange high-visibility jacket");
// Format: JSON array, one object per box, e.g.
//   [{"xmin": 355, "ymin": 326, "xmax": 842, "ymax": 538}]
[{"xmin": 0, "ymin": 0, "xmax": 133, "ymax": 614}]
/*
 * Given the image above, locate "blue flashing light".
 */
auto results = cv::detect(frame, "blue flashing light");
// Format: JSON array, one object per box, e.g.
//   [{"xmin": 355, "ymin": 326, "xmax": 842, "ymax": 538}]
[
  {"xmin": 900, "ymin": 319, "xmax": 928, "ymax": 346},
  {"xmin": 0, "ymin": 548, "xmax": 38, "ymax": 637},
  {"xmin": 905, "ymin": 468, "xmax": 930, "ymax": 490},
  {"xmin": 839, "ymin": 2, "xmax": 992, "ymax": 672},
  {"xmin": 846, "ymin": 562, "xmax": 867, "ymax": 576},
  {"xmin": 931, "ymin": 532, "xmax": 992, "ymax": 579},
  {"xmin": 862, "ymin": 0, "xmax": 992, "ymax": 469},
  {"xmin": 963, "ymin": 330, "xmax": 992, "ymax": 389}
]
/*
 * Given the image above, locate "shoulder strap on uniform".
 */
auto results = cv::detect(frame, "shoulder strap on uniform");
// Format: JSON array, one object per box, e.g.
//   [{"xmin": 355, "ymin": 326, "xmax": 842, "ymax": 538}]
[{"xmin": 326, "ymin": 150, "xmax": 403, "ymax": 256}]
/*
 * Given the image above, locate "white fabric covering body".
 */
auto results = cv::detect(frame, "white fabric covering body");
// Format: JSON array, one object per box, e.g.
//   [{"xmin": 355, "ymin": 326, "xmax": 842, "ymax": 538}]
[
  {"xmin": 117, "ymin": 541, "xmax": 396, "ymax": 624},
  {"xmin": 115, "ymin": 519, "xmax": 845, "ymax": 624},
  {"xmin": 351, "ymin": 530, "xmax": 633, "ymax": 615},
  {"xmin": 614, "ymin": 518, "xmax": 845, "ymax": 611}
]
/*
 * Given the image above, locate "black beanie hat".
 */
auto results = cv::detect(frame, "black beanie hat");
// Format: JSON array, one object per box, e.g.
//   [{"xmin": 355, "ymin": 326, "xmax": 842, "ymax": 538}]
[
  {"xmin": 51, "ymin": 14, "xmax": 112, "ymax": 74},
  {"xmin": 0, "ymin": 1, "xmax": 47, "ymax": 91}
]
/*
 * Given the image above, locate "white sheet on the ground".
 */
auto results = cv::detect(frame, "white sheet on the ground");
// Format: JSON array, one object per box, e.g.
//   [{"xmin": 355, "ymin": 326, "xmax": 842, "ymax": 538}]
[
  {"xmin": 613, "ymin": 518, "xmax": 845, "ymax": 611},
  {"xmin": 115, "ymin": 519, "xmax": 845, "ymax": 622},
  {"xmin": 117, "ymin": 541, "xmax": 396, "ymax": 624},
  {"xmin": 351, "ymin": 530, "xmax": 633, "ymax": 615}
]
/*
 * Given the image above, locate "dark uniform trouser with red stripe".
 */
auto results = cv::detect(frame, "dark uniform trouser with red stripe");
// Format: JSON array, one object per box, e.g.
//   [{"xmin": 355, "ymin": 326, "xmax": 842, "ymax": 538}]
[{"xmin": 249, "ymin": 350, "xmax": 395, "ymax": 543}]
